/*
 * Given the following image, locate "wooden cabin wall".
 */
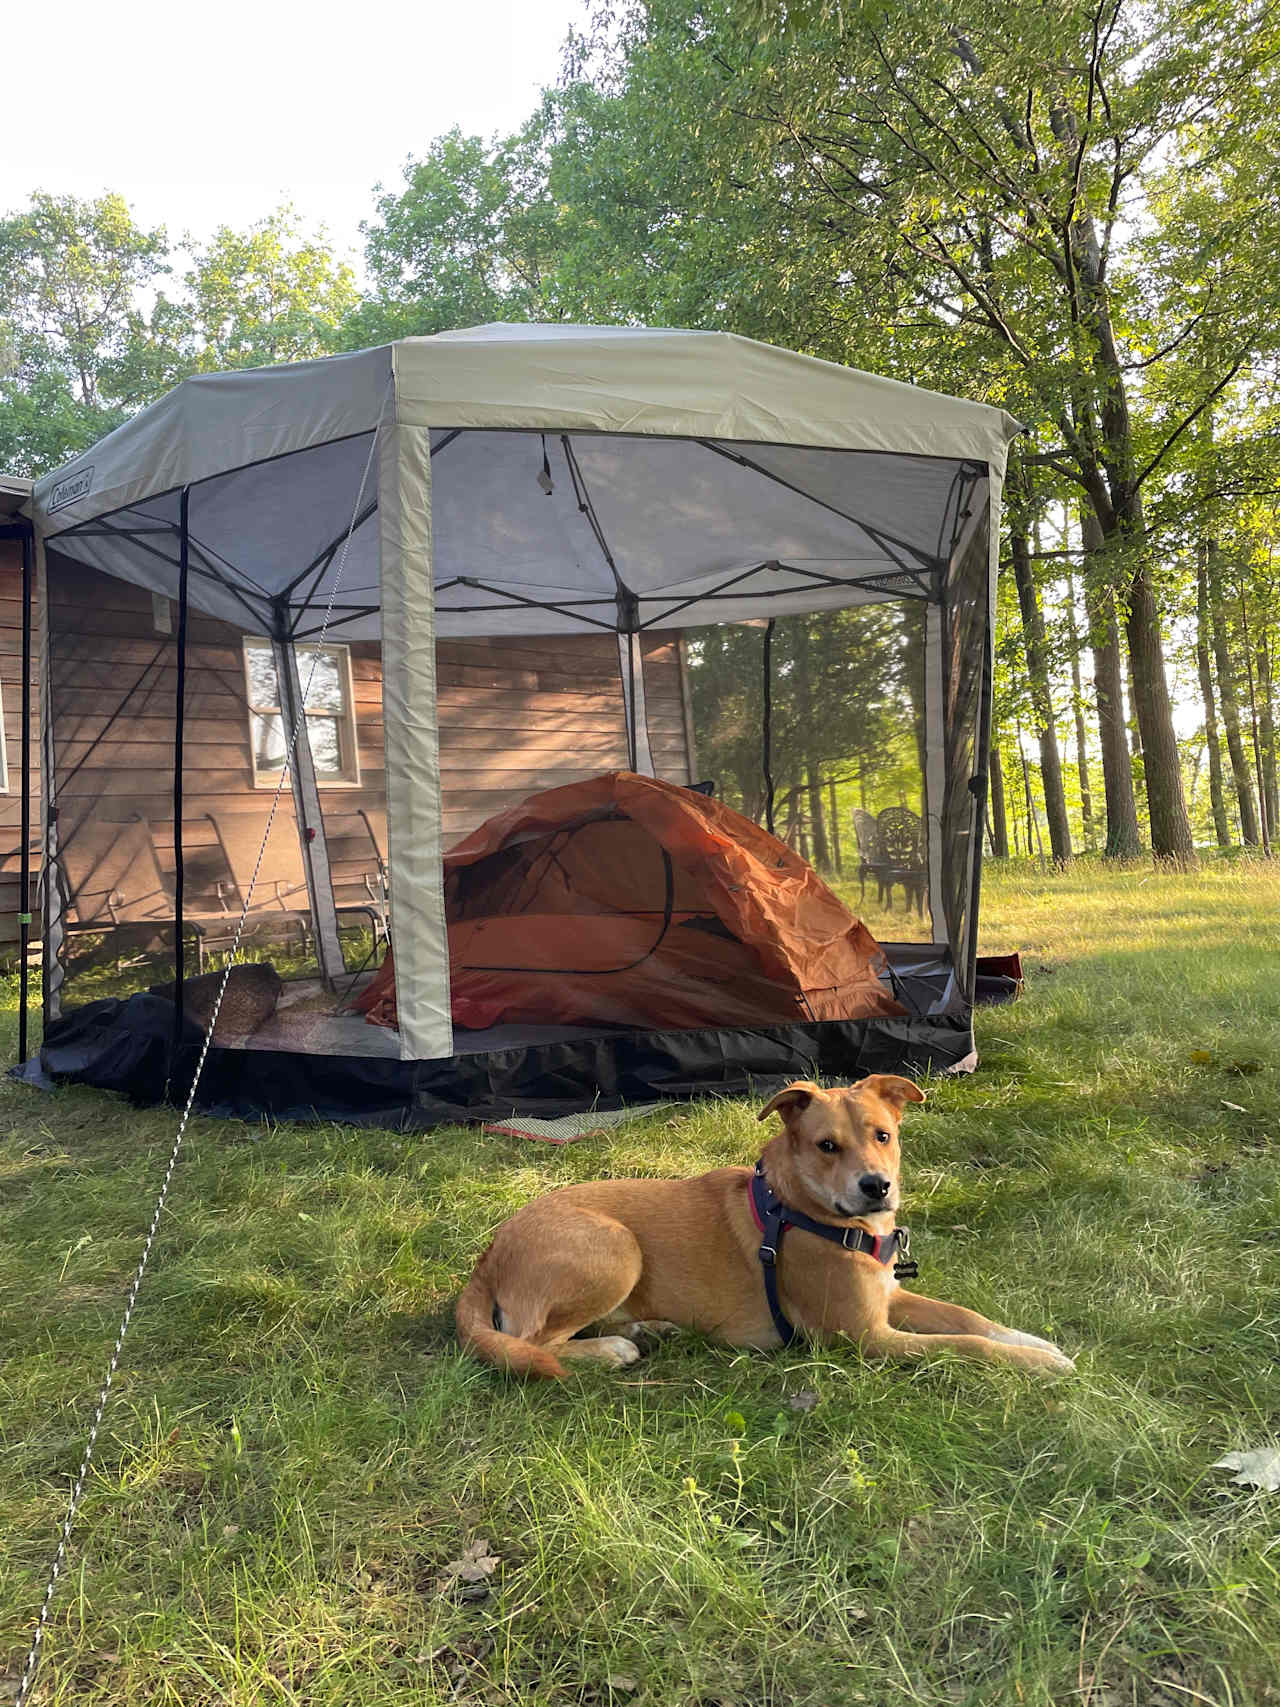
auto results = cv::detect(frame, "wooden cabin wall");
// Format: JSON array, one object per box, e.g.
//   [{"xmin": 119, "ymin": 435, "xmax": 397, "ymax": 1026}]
[
  {"xmin": 45, "ymin": 557, "xmax": 693, "ymax": 933},
  {"xmin": 0, "ymin": 537, "xmax": 38, "ymax": 953}
]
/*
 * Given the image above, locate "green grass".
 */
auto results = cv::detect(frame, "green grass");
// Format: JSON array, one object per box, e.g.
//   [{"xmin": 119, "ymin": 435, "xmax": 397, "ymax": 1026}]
[{"xmin": 2, "ymin": 859, "xmax": 1279, "ymax": 1706}]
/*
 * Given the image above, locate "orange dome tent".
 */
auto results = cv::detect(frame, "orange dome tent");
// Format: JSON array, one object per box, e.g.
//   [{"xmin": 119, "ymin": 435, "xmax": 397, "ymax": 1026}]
[{"xmin": 354, "ymin": 772, "xmax": 905, "ymax": 1035}]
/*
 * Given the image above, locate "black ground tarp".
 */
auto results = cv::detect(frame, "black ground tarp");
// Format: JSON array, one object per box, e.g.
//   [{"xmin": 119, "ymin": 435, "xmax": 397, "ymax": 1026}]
[{"xmin": 21, "ymin": 994, "xmax": 978, "ymax": 1130}]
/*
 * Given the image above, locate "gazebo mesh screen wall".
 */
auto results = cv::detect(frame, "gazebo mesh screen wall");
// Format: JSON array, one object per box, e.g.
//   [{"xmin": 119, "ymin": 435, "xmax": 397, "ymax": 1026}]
[{"xmin": 33, "ymin": 426, "xmax": 993, "ymax": 1126}]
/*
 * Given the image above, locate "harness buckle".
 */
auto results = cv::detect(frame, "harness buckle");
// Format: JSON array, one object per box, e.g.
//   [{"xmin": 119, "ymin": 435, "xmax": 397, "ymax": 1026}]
[
  {"xmin": 758, "ymin": 1243, "xmax": 778, "ymax": 1267},
  {"xmin": 893, "ymin": 1227, "xmax": 916, "ymax": 1280}
]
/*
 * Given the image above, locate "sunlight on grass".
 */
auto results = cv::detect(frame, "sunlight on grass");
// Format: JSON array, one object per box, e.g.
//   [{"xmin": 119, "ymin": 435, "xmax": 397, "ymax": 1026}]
[{"xmin": 1, "ymin": 860, "xmax": 1278, "ymax": 1705}]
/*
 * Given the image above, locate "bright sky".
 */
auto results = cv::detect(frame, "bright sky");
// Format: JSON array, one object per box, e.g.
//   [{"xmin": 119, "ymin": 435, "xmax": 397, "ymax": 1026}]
[{"xmin": 1, "ymin": 0, "xmax": 587, "ymax": 268}]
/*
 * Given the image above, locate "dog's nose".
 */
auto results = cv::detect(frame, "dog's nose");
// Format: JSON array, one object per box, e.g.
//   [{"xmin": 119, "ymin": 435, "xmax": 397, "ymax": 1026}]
[{"xmin": 859, "ymin": 1172, "xmax": 892, "ymax": 1202}]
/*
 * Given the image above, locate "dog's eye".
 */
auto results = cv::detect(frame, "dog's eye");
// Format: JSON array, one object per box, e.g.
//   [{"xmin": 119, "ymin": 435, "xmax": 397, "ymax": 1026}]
[
  {"xmin": 874, "ymin": 1128, "xmax": 891, "ymax": 1145},
  {"xmin": 816, "ymin": 1138, "xmax": 840, "ymax": 1154}
]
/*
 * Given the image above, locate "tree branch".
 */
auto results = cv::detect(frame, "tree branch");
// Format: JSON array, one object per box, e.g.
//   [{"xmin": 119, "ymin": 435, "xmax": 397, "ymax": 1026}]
[{"xmin": 1133, "ymin": 358, "xmax": 1247, "ymax": 491}]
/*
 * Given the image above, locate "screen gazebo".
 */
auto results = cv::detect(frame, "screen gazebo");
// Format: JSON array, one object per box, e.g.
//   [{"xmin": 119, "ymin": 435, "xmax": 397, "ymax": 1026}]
[{"xmin": 24, "ymin": 324, "xmax": 1020, "ymax": 1128}]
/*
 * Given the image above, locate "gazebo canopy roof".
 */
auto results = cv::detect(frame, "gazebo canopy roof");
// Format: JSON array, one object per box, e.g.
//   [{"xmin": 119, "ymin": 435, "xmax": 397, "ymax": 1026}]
[{"xmin": 30, "ymin": 323, "xmax": 1020, "ymax": 639}]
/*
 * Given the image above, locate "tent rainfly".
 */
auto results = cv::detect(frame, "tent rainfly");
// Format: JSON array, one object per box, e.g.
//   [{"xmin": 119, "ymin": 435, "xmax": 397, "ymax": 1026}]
[{"xmin": 21, "ymin": 323, "xmax": 1021, "ymax": 1128}]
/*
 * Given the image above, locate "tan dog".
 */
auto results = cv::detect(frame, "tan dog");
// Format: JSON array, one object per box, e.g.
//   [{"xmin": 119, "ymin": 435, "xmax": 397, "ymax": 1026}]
[{"xmin": 456, "ymin": 1076, "xmax": 1074, "ymax": 1377}]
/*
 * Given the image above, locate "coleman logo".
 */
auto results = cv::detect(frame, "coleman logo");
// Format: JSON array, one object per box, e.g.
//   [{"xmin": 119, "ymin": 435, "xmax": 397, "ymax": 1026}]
[{"xmin": 49, "ymin": 465, "xmax": 95, "ymax": 513}]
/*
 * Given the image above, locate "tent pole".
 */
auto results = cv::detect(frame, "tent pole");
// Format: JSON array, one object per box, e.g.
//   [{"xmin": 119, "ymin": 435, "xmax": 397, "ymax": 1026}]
[
  {"xmin": 963, "ymin": 586, "xmax": 995, "ymax": 1002},
  {"xmin": 273, "ymin": 621, "xmax": 345, "ymax": 990},
  {"xmin": 625, "ymin": 628, "xmax": 637, "ymax": 771},
  {"xmin": 615, "ymin": 591, "xmax": 655, "ymax": 777},
  {"xmin": 18, "ymin": 524, "xmax": 33, "ymax": 1062},
  {"xmin": 923, "ymin": 602, "xmax": 947, "ymax": 935},
  {"xmin": 38, "ymin": 534, "xmax": 63, "ymax": 1026},
  {"xmin": 762, "ymin": 619, "xmax": 777, "ymax": 835},
  {"xmin": 0, "ymin": 524, "xmax": 38, "ymax": 1054},
  {"xmin": 171, "ymin": 488, "xmax": 190, "ymax": 1077}
]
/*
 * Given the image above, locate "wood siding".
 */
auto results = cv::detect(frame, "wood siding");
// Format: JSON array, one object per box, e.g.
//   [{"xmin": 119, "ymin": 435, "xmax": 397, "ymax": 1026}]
[{"xmin": 43, "ymin": 557, "xmax": 692, "ymax": 933}]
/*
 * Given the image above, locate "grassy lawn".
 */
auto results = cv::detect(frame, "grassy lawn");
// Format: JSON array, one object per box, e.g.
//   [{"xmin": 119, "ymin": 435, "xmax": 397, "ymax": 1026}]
[{"xmin": 2, "ymin": 859, "xmax": 1279, "ymax": 1706}]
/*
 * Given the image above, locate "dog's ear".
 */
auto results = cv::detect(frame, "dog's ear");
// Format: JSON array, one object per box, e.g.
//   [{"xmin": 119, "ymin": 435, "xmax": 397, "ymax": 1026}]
[
  {"xmin": 757, "ymin": 1081, "xmax": 823, "ymax": 1124},
  {"xmin": 858, "ymin": 1073, "xmax": 926, "ymax": 1112}
]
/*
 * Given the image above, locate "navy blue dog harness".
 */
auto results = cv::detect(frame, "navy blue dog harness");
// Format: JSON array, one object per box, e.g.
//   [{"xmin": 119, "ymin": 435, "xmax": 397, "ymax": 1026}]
[{"xmin": 748, "ymin": 1159, "xmax": 917, "ymax": 1347}]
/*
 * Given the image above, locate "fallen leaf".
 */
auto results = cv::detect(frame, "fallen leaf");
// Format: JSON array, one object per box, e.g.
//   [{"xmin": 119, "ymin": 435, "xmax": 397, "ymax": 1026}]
[
  {"xmin": 788, "ymin": 1389, "xmax": 820, "ymax": 1412},
  {"xmin": 1214, "ymin": 1446, "xmax": 1280, "ymax": 1492},
  {"xmin": 608, "ymin": 1676, "xmax": 639, "ymax": 1694},
  {"xmin": 1228, "ymin": 1059, "xmax": 1264, "ymax": 1076},
  {"xmin": 1221, "ymin": 1100, "xmax": 1247, "ymax": 1112},
  {"xmin": 1189, "ymin": 1049, "xmax": 1215, "ymax": 1066},
  {"xmin": 441, "ymin": 1538, "xmax": 501, "ymax": 1583}
]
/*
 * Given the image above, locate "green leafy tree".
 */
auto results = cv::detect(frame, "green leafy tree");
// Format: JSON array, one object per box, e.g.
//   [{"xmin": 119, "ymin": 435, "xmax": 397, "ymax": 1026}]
[
  {"xmin": 346, "ymin": 126, "xmax": 567, "ymax": 345},
  {"xmin": 149, "ymin": 208, "xmax": 360, "ymax": 380},
  {"xmin": 0, "ymin": 191, "xmax": 169, "ymax": 473},
  {"xmin": 541, "ymin": 0, "xmax": 1280, "ymax": 860}
]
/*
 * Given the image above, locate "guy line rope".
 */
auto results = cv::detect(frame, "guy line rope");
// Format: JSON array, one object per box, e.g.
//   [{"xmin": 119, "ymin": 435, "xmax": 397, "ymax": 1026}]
[{"xmin": 15, "ymin": 393, "xmax": 390, "ymax": 1707}]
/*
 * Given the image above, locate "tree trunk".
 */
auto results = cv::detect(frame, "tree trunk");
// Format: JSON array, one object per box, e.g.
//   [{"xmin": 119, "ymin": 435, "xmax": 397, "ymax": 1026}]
[
  {"xmin": 1207, "ymin": 545, "xmax": 1260, "ymax": 844},
  {"xmin": 988, "ymin": 740, "xmax": 1009, "ymax": 857},
  {"xmin": 806, "ymin": 765, "xmax": 830, "ymax": 869},
  {"xmin": 1016, "ymin": 723, "xmax": 1044, "ymax": 861},
  {"xmin": 783, "ymin": 789, "xmax": 802, "ymax": 851},
  {"xmin": 1115, "ymin": 491, "xmax": 1194, "ymax": 862},
  {"xmin": 1044, "ymin": 98, "xmax": 1194, "ymax": 862},
  {"xmin": 1238, "ymin": 590, "xmax": 1274, "ymax": 856},
  {"xmin": 1194, "ymin": 545, "xmax": 1231, "ymax": 848},
  {"xmin": 1081, "ymin": 508, "xmax": 1143, "ymax": 858},
  {"xmin": 827, "ymin": 780, "xmax": 843, "ymax": 874},
  {"xmin": 1259, "ymin": 631, "xmax": 1278, "ymax": 841},
  {"xmin": 1124, "ymin": 646, "xmax": 1142, "ymax": 759},
  {"xmin": 1063, "ymin": 564, "xmax": 1096, "ymax": 851},
  {"xmin": 1010, "ymin": 494, "xmax": 1072, "ymax": 865}
]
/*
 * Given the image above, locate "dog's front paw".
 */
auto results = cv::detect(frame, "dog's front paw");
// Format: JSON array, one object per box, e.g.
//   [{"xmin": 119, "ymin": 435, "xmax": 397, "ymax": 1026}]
[
  {"xmin": 990, "ymin": 1327, "xmax": 1076, "ymax": 1373},
  {"xmin": 595, "ymin": 1334, "xmax": 643, "ymax": 1369}
]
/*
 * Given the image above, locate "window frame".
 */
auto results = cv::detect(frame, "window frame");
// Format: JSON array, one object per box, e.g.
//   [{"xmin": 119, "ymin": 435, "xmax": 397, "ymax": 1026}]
[{"xmin": 242, "ymin": 637, "xmax": 361, "ymax": 790}]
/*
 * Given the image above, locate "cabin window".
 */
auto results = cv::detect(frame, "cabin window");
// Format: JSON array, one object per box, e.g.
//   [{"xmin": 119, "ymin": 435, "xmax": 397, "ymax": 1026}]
[
  {"xmin": 243, "ymin": 640, "xmax": 360, "ymax": 787},
  {"xmin": 0, "ymin": 682, "xmax": 8, "ymax": 793},
  {"xmin": 151, "ymin": 592, "xmax": 172, "ymax": 635}
]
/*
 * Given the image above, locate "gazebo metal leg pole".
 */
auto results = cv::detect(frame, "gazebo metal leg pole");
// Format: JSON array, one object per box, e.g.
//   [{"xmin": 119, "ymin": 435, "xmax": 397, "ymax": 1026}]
[
  {"xmin": 617, "ymin": 630, "xmax": 655, "ymax": 777},
  {"xmin": 18, "ymin": 525, "xmax": 32, "ymax": 1062},
  {"xmin": 964, "ymin": 613, "xmax": 995, "ymax": 1003},
  {"xmin": 272, "ymin": 630, "xmax": 345, "ymax": 990},
  {"xmin": 924, "ymin": 602, "xmax": 948, "ymax": 939},
  {"xmin": 171, "ymin": 488, "xmax": 190, "ymax": 1075},
  {"xmin": 762, "ymin": 618, "xmax": 777, "ymax": 836},
  {"xmin": 38, "ymin": 535, "xmax": 63, "ymax": 1026}
]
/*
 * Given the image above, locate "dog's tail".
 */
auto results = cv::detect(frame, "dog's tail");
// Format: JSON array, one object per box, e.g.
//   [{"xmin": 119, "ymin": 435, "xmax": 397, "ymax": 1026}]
[{"xmin": 455, "ymin": 1268, "xmax": 567, "ymax": 1381}]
